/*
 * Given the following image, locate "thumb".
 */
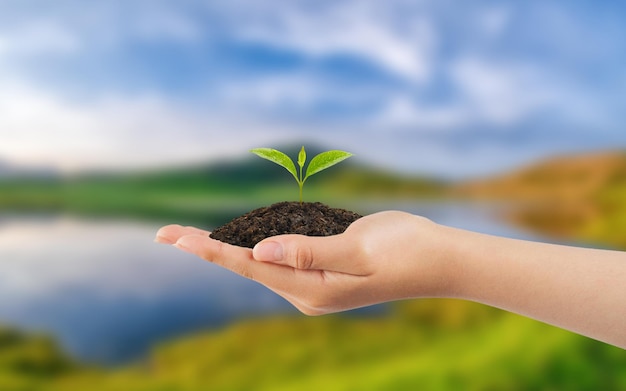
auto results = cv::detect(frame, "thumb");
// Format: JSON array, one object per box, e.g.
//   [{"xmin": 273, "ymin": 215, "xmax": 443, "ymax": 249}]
[{"xmin": 252, "ymin": 234, "xmax": 361, "ymax": 273}]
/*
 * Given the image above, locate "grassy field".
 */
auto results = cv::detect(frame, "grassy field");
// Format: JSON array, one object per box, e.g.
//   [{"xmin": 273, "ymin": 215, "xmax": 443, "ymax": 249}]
[
  {"xmin": 2, "ymin": 299, "xmax": 625, "ymax": 391},
  {"xmin": 0, "ymin": 162, "xmax": 445, "ymax": 226}
]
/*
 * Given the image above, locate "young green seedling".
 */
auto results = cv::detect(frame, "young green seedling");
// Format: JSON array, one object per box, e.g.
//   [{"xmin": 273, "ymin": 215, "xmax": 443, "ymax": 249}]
[{"xmin": 251, "ymin": 146, "xmax": 353, "ymax": 203}]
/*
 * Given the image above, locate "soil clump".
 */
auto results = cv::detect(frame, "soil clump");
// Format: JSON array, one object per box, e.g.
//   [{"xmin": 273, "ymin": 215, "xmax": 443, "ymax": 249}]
[{"xmin": 210, "ymin": 201, "xmax": 362, "ymax": 248}]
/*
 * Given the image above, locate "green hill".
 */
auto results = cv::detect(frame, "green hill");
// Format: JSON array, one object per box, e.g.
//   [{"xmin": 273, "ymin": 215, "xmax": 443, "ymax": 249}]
[{"xmin": 0, "ymin": 155, "xmax": 445, "ymax": 225}]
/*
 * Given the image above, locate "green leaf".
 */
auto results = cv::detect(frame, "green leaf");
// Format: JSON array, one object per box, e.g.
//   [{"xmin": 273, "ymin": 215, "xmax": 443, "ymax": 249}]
[
  {"xmin": 297, "ymin": 146, "xmax": 306, "ymax": 169},
  {"xmin": 250, "ymin": 148, "xmax": 298, "ymax": 182},
  {"xmin": 305, "ymin": 150, "xmax": 353, "ymax": 180}
]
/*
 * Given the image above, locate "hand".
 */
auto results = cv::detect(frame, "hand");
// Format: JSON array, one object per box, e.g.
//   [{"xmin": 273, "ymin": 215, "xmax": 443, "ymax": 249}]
[
  {"xmin": 156, "ymin": 210, "xmax": 626, "ymax": 348},
  {"xmin": 155, "ymin": 211, "xmax": 456, "ymax": 315}
]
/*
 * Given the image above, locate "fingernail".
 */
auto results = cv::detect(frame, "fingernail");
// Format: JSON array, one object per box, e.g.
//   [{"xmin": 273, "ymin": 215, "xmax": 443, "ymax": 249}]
[
  {"xmin": 253, "ymin": 241, "xmax": 283, "ymax": 262},
  {"xmin": 173, "ymin": 236, "xmax": 193, "ymax": 253}
]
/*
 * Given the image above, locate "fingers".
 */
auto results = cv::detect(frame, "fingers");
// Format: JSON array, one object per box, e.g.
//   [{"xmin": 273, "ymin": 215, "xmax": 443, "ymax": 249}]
[
  {"xmin": 172, "ymin": 233, "xmax": 325, "ymax": 294},
  {"xmin": 155, "ymin": 224, "xmax": 210, "ymax": 244},
  {"xmin": 157, "ymin": 226, "xmax": 373, "ymax": 315},
  {"xmin": 157, "ymin": 225, "xmax": 368, "ymax": 275},
  {"xmin": 253, "ymin": 233, "xmax": 369, "ymax": 275},
  {"xmin": 156, "ymin": 225, "xmax": 334, "ymax": 291}
]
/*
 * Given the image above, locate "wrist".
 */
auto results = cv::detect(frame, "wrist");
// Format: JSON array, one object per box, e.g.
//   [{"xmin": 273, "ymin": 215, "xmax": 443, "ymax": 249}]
[
  {"xmin": 433, "ymin": 224, "xmax": 473, "ymax": 299},
  {"xmin": 401, "ymin": 216, "xmax": 464, "ymax": 299}
]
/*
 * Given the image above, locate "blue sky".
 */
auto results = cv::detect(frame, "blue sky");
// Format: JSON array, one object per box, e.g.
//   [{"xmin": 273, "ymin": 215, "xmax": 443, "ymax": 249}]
[{"xmin": 1, "ymin": 0, "xmax": 625, "ymax": 178}]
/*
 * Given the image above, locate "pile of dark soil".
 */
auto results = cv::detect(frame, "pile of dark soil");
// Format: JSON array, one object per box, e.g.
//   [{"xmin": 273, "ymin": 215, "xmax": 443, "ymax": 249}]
[{"xmin": 209, "ymin": 201, "xmax": 362, "ymax": 248}]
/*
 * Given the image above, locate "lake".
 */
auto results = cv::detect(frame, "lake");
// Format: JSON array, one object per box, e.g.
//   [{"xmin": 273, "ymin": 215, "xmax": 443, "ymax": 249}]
[{"xmin": 0, "ymin": 202, "xmax": 545, "ymax": 365}]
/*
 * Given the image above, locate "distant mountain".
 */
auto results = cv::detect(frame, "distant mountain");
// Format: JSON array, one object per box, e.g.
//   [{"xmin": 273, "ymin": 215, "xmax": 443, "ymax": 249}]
[
  {"xmin": 0, "ymin": 159, "xmax": 11, "ymax": 177},
  {"xmin": 453, "ymin": 150, "xmax": 626, "ymax": 247},
  {"xmin": 0, "ymin": 158, "xmax": 59, "ymax": 179},
  {"xmin": 0, "ymin": 147, "xmax": 444, "ymax": 224},
  {"xmin": 106, "ymin": 143, "xmax": 446, "ymax": 198},
  {"xmin": 454, "ymin": 150, "xmax": 626, "ymax": 200}
]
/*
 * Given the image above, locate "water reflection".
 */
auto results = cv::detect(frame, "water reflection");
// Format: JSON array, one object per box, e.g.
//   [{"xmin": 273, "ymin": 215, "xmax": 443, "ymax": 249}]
[
  {"xmin": 0, "ymin": 215, "xmax": 294, "ymax": 364},
  {"xmin": 0, "ymin": 202, "xmax": 540, "ymax": 365}
]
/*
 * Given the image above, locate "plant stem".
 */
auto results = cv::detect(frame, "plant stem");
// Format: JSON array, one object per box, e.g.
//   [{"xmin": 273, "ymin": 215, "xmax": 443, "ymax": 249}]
[{"xmin": 298, "ymin": 161, "xmax": 304, "ymax": 204}]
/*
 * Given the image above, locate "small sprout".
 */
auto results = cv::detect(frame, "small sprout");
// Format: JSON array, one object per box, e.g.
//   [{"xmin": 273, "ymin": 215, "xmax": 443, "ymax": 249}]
[{"xmin": 251, "ymin": 146, "xmax": 353, "ymax": 203}]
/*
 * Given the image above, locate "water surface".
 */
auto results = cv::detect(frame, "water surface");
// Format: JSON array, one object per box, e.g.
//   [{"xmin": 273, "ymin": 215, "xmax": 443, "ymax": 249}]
[{"xmin": 0, "ymin": 202, "xmax": 543, "ymax": 364}]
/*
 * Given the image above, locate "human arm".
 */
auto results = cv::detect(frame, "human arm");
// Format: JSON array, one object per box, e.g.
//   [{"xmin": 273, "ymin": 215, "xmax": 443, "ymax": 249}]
[{"xmin": 155, "ymin": 211, "xmax": 626, "ymax": 348}]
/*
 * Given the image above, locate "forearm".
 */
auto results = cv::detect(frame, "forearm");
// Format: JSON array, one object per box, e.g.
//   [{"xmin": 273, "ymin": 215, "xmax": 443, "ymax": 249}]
[{"xmin": 439, "ymin": 224, "xmax": 626, "ymax": 348}]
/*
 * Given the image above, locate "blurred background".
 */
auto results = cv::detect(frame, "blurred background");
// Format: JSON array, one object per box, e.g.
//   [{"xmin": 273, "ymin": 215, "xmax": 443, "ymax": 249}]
[{"xmin": 1, "ymin": 0, "xmax": 625, "ymax": 390}]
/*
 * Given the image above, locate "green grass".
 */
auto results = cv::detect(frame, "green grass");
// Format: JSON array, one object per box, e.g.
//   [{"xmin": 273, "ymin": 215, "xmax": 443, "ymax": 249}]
[
  {"xmin": 581, "ymin": 182, "xmax": 626, "ymax": 248},
  {"xmin": 3, "ymin": 300, "xmax": 625, "ymax": 391},
  {"xmin": 0, "ymin": 164, "xmax": 445, "ymax": 225}
]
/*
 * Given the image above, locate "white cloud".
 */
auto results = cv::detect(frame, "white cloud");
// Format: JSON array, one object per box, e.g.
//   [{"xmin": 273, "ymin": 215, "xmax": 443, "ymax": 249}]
[
  {"xmin": 0, "ymin": 1, "xmax": 206, "ymax": 61},
  {"xmin": 477, "ymin": 5, "xmax": 512, "ymax": 37},
  {"xmin": 372, "ymin": 58, "xmax": 560, "ymax": 131},
  {"xmin": 128, "ymin": 2, "xmax": 204, "ymax": 42},
  {"xmin": 0, "ymin": 20, "xmax": 80, "ymax": 56},
  {"xmin": 0, "ymin": 84, "xmax": 106, "ymax": 166},
  {"xmin": 213, "ymin": 70, "xmax": 388, "ymax": 116},
  {"xmin": 0, "ymin": 81, "xmax": 290, "ymax": 172},
  {"xmin": 0, "ymin": 36, "xmax": 7, "ymax": 55},
  {"xmin": 449, "ymin": 58, "xmax": 557, "ymax": 126},
  {"xmin": 369, "ymin": 54, "xmax": 613, "ymax": 136},
  {"xmin": 231, "ymin": 1, "xmax": 436, "ymax": 83},
  {"xmin": 374, "ymin": 96, "xmax": 469, "ymax": 130},
  {"xmin": 217, "ymin": 74, "xmax": 323, "ymax": 111}
]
